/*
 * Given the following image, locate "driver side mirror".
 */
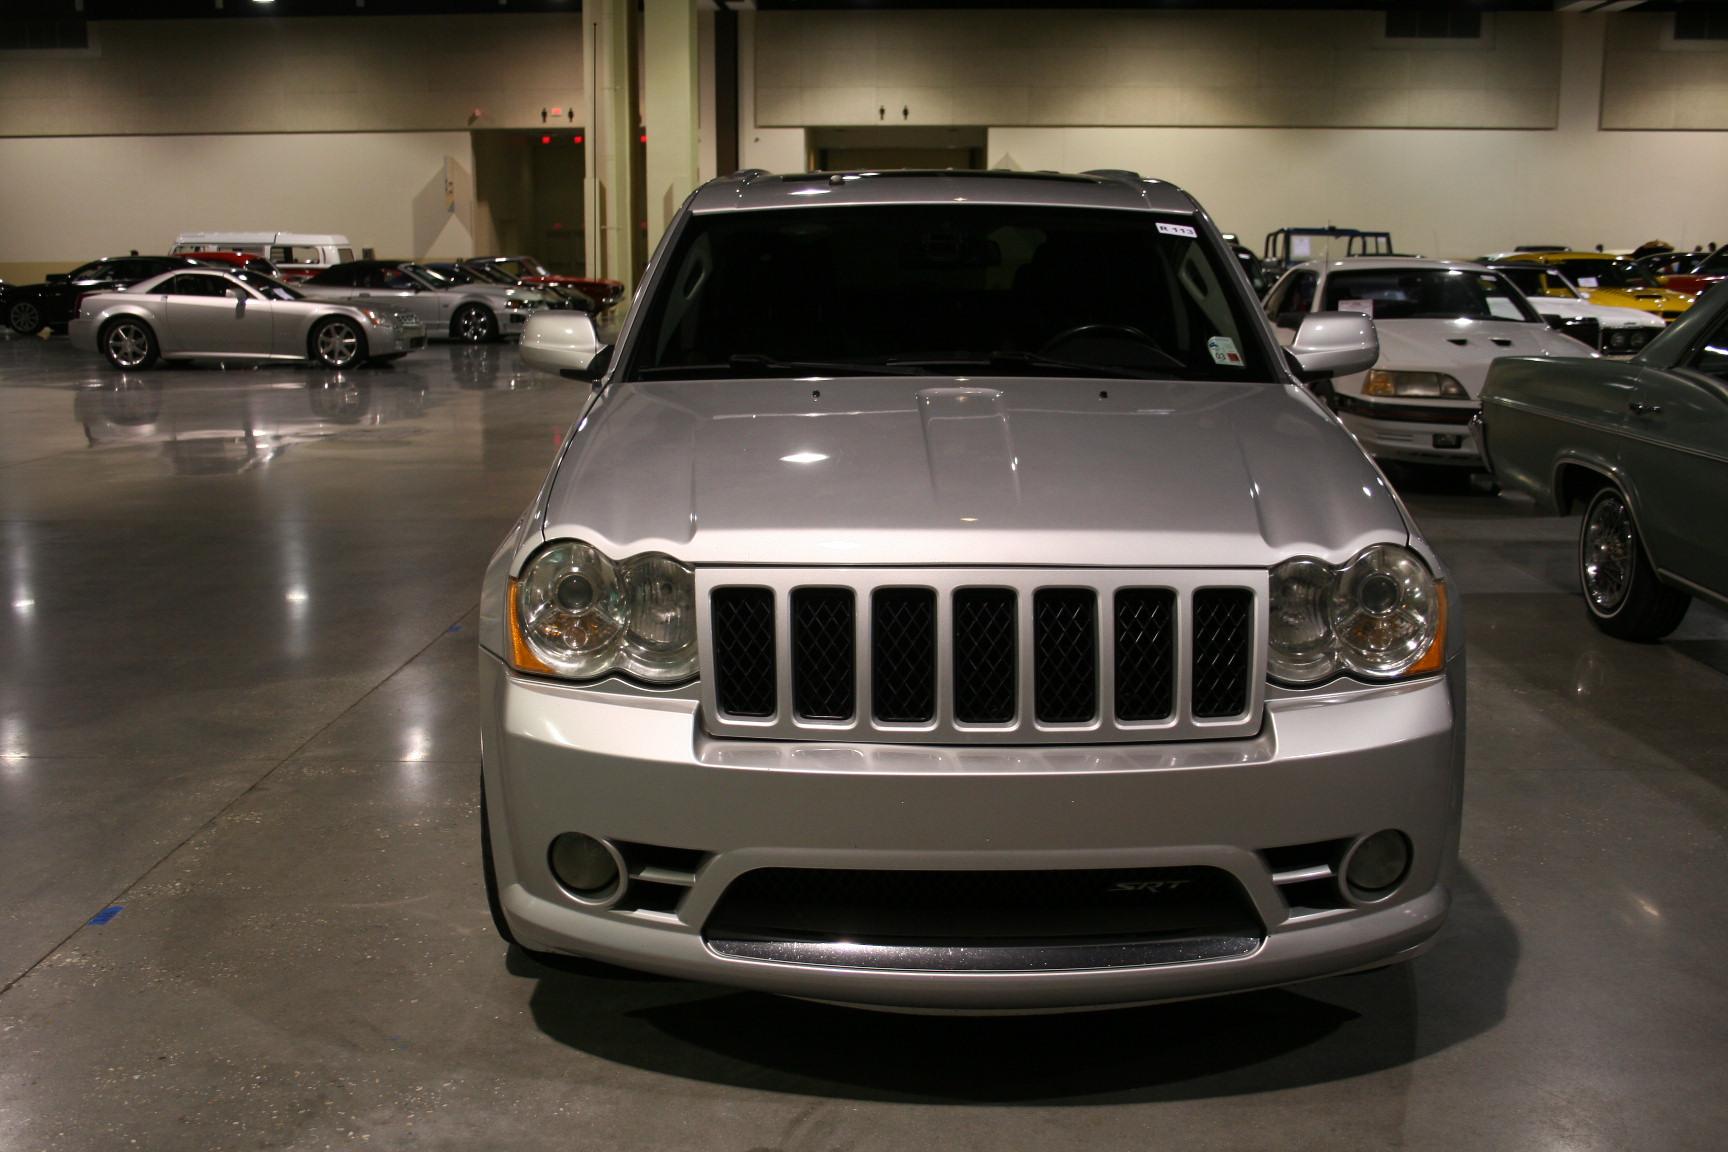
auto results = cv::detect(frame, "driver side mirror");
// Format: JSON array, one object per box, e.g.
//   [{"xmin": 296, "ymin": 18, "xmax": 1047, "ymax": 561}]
[{"xmin": 1288, "ymin": 311, "xmax": 1378, "ymax": 381}]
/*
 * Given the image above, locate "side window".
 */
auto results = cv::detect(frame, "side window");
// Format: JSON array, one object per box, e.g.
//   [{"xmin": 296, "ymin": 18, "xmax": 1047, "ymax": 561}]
[
  {"xmin": 1690, "ymin": 314, "xmax": 1728, "ymax": 380},
  {"xmin": 75, "ymin": 262, "xmax": 117, "ymax": 282},
  {"xmin": 315, "ymin": 266, "xmax": 357, "ymax": 287},
  {"xmin": 338, "ymin": 248, "xmax": 355, "ymax": 264},
  {"xmin": 1264, "ymin": 271, "xmax": 1317, "ymax": 326},
  {"xmin": 164, "ymin": 275, "xmax": 231, "ymax": 298}
]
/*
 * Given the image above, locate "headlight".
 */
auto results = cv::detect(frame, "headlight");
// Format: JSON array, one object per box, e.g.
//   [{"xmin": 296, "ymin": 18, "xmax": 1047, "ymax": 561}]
[
  {"xmin": 1363, "ymin": 369, "xmax": 1467, "ymax": 399},
  {"xmin": 1269, "ymin": 545, "xmax": 1446, "ymax": 684},
  {"xmin": 509, "ymin": 540, "xmax": 697, "ymax": 682},
  {"xmin": 357, "ymin": 308, "xmax": 389, "ymax": 327}
]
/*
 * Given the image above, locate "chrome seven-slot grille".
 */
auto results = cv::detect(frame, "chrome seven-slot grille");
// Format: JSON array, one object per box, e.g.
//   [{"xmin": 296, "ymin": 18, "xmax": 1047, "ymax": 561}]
[{"xmin": 696, "ymin": 569, "xmax": 1267, "ymax": 745}]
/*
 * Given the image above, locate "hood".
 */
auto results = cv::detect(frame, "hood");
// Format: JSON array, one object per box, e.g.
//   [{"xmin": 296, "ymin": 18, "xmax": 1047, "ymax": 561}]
[
  {"xmin": 1337, "ymin": 317, "xmax": 1588, "ymax": 398},
  {"xmin": 1581, "ymin": 286, "xmax": 1693, "ymax": 314},
  {"xmin": 1524, "ymin": 297, "xmax": 1663, "ymax": 328},
  {"xmin": 538, "ymin": 376, "xmax": 1408, "ymax": 568}
]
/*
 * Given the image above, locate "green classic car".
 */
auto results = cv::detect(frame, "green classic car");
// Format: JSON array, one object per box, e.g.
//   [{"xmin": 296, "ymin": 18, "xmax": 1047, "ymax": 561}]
[{"xmin": 1479, "ymin": 284, "xmax": 1728, "ymax": 641}]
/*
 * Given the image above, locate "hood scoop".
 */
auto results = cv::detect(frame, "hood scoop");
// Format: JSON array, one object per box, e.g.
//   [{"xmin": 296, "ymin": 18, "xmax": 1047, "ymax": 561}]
[{"xmin": 917, "ymin": 386, "xmax": 1020, "ymax": 518}]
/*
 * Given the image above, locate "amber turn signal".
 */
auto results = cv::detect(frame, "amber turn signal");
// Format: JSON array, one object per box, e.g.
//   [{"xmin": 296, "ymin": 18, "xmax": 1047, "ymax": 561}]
[
  {"xmin": 506, "ymin": 578, "xmax": 555, "ymax": 675},
  {"xmin": 1407, "ymin": 580, "xmax": 1448, "ymax": 676}
]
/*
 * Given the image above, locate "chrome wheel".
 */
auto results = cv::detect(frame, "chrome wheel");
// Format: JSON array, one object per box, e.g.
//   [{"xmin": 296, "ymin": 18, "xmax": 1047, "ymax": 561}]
[
  {"xmin": 453, "ymin": 305, "xmax": 497, "ymax": 343},
  {"xmin": 9, "ymin": 300, "xmax": 42, "ymax": 334},
  {"xmin": 1581, "ymin": 490, "xmax": 1633, "ymax": 612},
  {"xmin": 312, "ymin": 320, "xmax": 362, "ymax": 368},
  {"xmin": 103, "ymin": 321, "xmax": 154, "ymax": 369}
]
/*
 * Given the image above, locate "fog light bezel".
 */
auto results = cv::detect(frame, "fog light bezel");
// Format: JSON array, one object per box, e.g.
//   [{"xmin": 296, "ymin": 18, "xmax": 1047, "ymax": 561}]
[
  {"xmin": 547, "ymin": 832, "xmax": 627, "ymax": 907},
  {"xmin": 1340, "ymin": 829, "xmax": 1412, "ymax": 904}
]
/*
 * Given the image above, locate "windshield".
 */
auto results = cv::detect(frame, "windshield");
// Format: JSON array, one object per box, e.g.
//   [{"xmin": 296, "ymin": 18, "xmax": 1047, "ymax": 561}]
[
  {"xmin": 1694, "ymin": 249, "xmax": 1728, "ymax": 276},
  {"xmin": 235, "ymin": 269, "xmax": 304, "ymax": 301},
  {"xmin": 1321, "ymin": 268, "xmax": 1538, "ymax": 322},
  {"xmin": 625, "ymin": 205, "xmax": 1269, "ymax": 381},
  {"xmin": 1494, "ymin": 265, "xmax": 1579, "ymax": 301},
  {"xmin": 1552, "ymin": 258, "xmax": 1659, "ymax": 290},
  {"xmin": 401, "ymin": 264, "xmax": 448, "ymax": 289},
  {"xmin": 463, "ymin": 263, "xmax": 517, "ymax": 285}
]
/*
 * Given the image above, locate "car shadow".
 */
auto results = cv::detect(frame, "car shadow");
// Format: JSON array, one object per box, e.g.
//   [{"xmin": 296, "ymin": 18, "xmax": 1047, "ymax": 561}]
[{"xmin": 512, "ymin": 864, "xmax": 1515, "ymax": 1104}]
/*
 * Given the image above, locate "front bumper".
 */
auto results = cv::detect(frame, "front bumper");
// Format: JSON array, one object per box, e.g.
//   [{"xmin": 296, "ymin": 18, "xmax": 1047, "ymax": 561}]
[
  {"xmin": 480, "ymin": 653, "xmax": 1462, "ymax": 1010},
  {"xmin": 1331, "ymin": 396, "xmax": 1482, "ymax": 466}
]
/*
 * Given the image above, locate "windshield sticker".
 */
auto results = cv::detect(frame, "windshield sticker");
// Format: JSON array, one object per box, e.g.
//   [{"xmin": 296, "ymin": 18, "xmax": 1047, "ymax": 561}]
[
  {"xmin": 1207, "ymin": 336, "xmax": 1244, "ymax": 366},
  {"xmin": 1338, "ymin": 299, "xmax": 1375, "ymax": 317},
  {"xmin": 1157, "ymin": 222, "xmax": 1198, "ymax": 238}
]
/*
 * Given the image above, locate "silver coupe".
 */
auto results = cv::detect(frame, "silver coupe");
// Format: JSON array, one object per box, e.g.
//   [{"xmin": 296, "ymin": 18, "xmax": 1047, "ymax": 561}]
[
  {"xmin": 296, "ymin": 260, "xmax": 552, "ymax": 342},
  {"xmin": 69, "ymin": 267, "xmax": 426, "ymax": 370}
]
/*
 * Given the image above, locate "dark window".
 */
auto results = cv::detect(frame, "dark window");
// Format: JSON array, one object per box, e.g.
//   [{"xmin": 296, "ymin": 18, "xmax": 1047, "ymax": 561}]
[
  {"xmin": 1675, "ymin": 5, "xmax": 1728, "ymax": 40},
  {"xmin": 114, "ymin": 259, "xmax": 168, "ymax": 281},
  {"xmin": 0, "ymin": 18, "xmax": 88, "ymax": 50},
  {"xmin": 628, "ymin": 203, "xmax": 1268, "ymax": 382},
  {"xmin": 1266, "ymin": 270, "xmax": 1318, "ymax": 324},
  {"xmin": 362, "ymin": 267, "xmax": 417, "ymax": 290},
  {"xmin": 163, "ymin": 275, "xmax": 232, "ymax": 298},
  {"xmin": 1385, "ymin": 11, "xmax": 1481, "ymax": 39},
  {"xmin": 71, "ymin": 262, "xmax": 118, "ymax": 283},
  {"xmin": 1320, "ymin": 269, "xmax": 1536, "ymax": 322},
  {"xmin": 1691, "ymin": 313, "xmax": 1728, "ymax": 379},
  {"xmin": 308, "ymin": 266, "xmax": 358, "ymax": 287}
]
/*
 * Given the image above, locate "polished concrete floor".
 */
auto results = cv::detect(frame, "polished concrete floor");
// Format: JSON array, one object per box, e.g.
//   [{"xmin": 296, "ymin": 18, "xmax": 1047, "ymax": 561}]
[{"xmin": 2, "ymin": 331, "xmax": 1725, "ymax": 1151}]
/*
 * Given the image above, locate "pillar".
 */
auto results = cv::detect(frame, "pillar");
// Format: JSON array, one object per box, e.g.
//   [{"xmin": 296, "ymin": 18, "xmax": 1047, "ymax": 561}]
[
  {"xmin": 643, "ymin": 0, "xmax": 701, "ymax": 256},
  {"xmin": 583, "ymin": 0, "xmax": 636, "ymax": 294}
]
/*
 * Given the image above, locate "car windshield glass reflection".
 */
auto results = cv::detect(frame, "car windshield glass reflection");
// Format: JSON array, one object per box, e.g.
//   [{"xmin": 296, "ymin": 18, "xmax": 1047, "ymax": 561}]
[
  {"xmin": 1497, "ymin": 267, "xmax": 1578, "ymax": 300},
  {"xmin": 625, "ymin": 205, "xmax": 1266, "ymax": 381},
  {"xmin": 406, "ymin": 264, "xmax": 451, "ymax": 288},
  {"xmin": 235, "ymin": 270, "xmax": 304, "ymax": 301},
  {"xmin": 1555, "ymin": 259, "xmax": 1659, "ymax": 290},
  {"xmin": 1322, "ymin": 269, "xmax": 1538, "ymax": 322}
]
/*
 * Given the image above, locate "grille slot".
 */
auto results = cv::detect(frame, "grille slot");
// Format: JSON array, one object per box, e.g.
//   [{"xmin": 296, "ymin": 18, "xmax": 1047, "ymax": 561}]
[
  {"xmin": 1192, "ymin": 588, "xmax": 1253, "ymax": 718},
  {"xmin": 710, "ymin": 587, "xmax": 776, "ymax": 717},
  {"xmin": 952, "ymin": 588, "xmax": 1017, "ymax": 724},
  {"xmin": 871, "ymin": 587, "xmax": 937, "ymax": 724},
  {"xmin": 701, "ymin": 570, "xmax": 1262, "ymax": 744},
  {"xmin": 1114, "ymin": 588, "xmax": 1176, "ymax": 722},
  {"xmin": 704, "ymin": 865, "xmax": 1264, "ymax": 971},
  {"xmin": 1034, "ymin": 588, "xmax": 1097, "ymax": 724},
  {"xmin": 791, "ymin": 587, "xmax": 855, "ymax": 721}
]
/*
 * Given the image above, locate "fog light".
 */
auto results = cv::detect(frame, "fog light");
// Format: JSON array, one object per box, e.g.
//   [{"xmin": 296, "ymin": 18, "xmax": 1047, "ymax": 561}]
[
  {"xmin": 1344, "ymin": 830, "xmax": 1410, "ymax": 898},
  {"xmin": 548, "ymin": 832, "xmax": 621, "ymax": 900}
]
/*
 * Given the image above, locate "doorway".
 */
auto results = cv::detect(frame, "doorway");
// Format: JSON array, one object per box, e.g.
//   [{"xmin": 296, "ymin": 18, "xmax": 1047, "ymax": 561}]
[{"xmin": 471, "ymin": 129, "xmax": 587, "ymax": 275}]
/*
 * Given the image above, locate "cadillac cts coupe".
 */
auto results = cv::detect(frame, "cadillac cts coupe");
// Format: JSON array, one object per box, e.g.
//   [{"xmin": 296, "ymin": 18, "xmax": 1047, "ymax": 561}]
[{"xmin": 478, "ymin": 169, "xmax": 1465, "ymax": 1011}]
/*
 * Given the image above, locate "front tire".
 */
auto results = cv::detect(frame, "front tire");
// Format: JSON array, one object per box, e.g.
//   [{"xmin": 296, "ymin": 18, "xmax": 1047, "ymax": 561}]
[
  {"xmin": 452, "ymin": 304, "xmax": 499, "ymax": 344},
  {"xmin": 100, "ymin": 317, "xmax": 158, "ymax": 370},
  {"xmin": 309, "ymin": 317, "xmax": 366, "ymax": 369},
  {"xmin": 8, "ymin": 299, "xmax": 45, "ymax": 335},
  {"xmin": 1579, "ymin": 485, "xmax": 1689, "ymax": 641}
]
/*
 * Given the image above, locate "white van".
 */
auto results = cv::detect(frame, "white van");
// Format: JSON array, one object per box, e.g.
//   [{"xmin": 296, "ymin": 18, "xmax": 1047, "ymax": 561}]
[{"xmin": 170, "ymin": 232, "xmax": 356, "ymax": 280}]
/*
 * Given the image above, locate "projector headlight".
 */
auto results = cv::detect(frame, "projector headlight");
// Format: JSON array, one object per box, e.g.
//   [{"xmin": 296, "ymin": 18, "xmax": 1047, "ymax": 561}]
[
  {"xmin": 510, "ymin": 540, "xmax": 697, "ymax": 682},
  {"xmin": 1269, "ymin": 544, "xmax": 1446, "ymax": 684}
]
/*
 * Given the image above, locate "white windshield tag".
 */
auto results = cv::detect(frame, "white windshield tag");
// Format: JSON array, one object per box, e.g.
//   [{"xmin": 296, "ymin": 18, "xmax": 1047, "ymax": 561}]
[
  {"xmin": 1338, "ymin": 299, "xmax": 1375, "ymax": 317},
  {"xmin": 1157, "ymin": 222, "xmax": 1198, "ymax": 238},
  {"xmin": 1207, "ymin": 336, "xmax": 1244, "ymax": 366},
  {"xmin": 1576, "ymin": 276, "xmax": 1599, "ymax": 288}
]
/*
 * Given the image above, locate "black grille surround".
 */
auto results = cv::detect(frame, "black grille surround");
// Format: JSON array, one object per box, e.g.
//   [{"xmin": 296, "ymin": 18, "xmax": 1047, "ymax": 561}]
[{"xmin": 698, "ymin": 568, "xmax": 1266, "ymax": 745}]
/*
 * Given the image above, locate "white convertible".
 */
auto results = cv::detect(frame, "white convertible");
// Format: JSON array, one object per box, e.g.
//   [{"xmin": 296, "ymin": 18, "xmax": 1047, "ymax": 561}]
[{"xmin": 1264, "ymin": 257, "xmax": 1596, "ymax": 469}]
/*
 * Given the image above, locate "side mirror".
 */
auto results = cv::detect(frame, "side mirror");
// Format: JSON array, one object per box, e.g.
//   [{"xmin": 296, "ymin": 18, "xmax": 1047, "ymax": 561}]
[
  {"xmin": 520, "ymin": 311, "xmax": 605, "ymax": 379},
  {"xmin": 1288, "ymin": 311, "xmax": 1378, "ymax": 381},
  {"xmin": 562, "ymin": 345, "xmax": 614, "ymax": 385}
]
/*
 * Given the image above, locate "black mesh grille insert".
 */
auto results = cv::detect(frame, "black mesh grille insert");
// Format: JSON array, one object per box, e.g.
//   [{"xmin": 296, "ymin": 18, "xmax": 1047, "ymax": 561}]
[
  {"xmin": 872, "ymin": 587, "xmax": 936, "ymax": 724},
  {"xmin": 792, "ymin": 587, "xmax": 855, "ymax": 721},
  {"xmin": 1115, "ymin": 588, "xmax": 1176, "ymax": 722},
  {"xmin": 1034, "ymin": 588, "xmax": 1097, "ymax": 724},
  {"xmin": 1192, "ymin": 587, "xmax": 1253, "ymax": 718},
  {"xmin": 710, "ymin": 587, "xmax": 776, "ymax": 717},
  {"xmin": 705, "ymin": 865, "xmax": 1262, "ymax": 946},
  {"xmin": 952, "ymin": 588, "xmax": 1017, "ymax": 724}
]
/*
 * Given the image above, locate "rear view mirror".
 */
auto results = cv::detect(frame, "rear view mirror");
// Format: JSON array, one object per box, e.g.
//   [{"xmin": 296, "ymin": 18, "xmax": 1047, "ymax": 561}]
[
  {"xmin": 520, "ymin": 312, "xmax": 605, "ymax": 380},
  {"xmin": 1288, "ymin": 311, "xmax": 1378, "ymax": 381}
]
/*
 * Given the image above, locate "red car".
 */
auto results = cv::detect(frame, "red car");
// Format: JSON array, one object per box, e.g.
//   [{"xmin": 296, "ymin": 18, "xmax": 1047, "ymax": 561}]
[
  {"xmin": 187, "ymin": 250, "xmax": 285, "ymax": 279},
  {"xmin": 1638, "ymin": 249, "xmax": 1727, "ymax": 296},
  {"xmin": 460, "ymin": 256, "xmax": 624, "ymax": 312}
]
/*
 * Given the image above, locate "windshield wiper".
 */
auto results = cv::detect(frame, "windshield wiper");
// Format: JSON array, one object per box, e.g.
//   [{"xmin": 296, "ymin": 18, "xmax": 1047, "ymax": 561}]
[
  {"xmin": 636, "ymin": 355, "xmax": 928, "ymax": 379},
  {"xmin": 888, "ymin": 351, "xmax": 1177, "ymax": 380}
]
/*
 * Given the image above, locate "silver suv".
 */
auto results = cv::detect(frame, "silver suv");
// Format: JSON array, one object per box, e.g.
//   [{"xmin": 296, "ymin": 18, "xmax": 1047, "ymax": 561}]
[{"xmin": 478, "ymin": 169, "xmax": 1462, "ymax": 1011}]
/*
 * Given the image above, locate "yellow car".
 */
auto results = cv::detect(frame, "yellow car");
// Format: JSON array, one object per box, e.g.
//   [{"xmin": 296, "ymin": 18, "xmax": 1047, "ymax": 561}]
[{"xmin": 1501, "ymin": 251, "xmax": 1695, "ymax": 320}]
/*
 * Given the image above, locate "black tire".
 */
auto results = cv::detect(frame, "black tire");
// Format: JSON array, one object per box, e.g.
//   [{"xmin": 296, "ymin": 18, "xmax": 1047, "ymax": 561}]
[
  {"xmin": 308, "ymin": 317, "xmax": 367, "ymax": 369},
  {"xmin": 1579, "ymin": 485, "xmax": 1690, "ymax": 641},
  {"xmin": 452, "ymin": 304, "xmax": 499, "ymax": 344},
  {"xmin": 99, "ymin": 317, "xmax": 159, "ymax": 370},
  {"xmin": 8, "ymin": 299, "xmax": 45, "ymax": 335}
]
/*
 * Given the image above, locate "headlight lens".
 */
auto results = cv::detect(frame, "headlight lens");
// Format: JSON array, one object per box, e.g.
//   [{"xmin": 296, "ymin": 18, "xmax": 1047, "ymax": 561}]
[
  {"xmin": 511, "ymin": 541, "xmax": 696, "ymax": 682},
  {"xmin": 358, "ymin": 308, "xmax": 389, "ymax": 327},
  {"xmin": 1270, "ymin": 545, "xmax": 1444, "ymax": 684},
  {"xmin": 1363, "ymin": 369, "xmax": 1467, "ymax": 399}
]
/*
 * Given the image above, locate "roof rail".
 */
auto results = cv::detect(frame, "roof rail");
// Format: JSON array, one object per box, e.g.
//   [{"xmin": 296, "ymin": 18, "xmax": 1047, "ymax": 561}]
[
  {"xmin": 728, "ymin": 169, "xmax": 770, "ymax": 182},
  {"xmin": 1081, "ymin": 168, "xmax": 1144, "ymax": 183}
]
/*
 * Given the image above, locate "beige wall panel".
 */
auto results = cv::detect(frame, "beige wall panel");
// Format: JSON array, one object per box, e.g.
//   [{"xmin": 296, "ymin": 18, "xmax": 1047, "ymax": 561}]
[
  {"xmin": 0, "ymin": 132, "xmax": 477, "ymax": 266},
  {"xmin": 1603, "ymin": 13, "xmax": 1728, "ymax": 130},
  {"xmin": 0, "ymin": 15, "xmax": 582, "ymax": 137},
  {"xmin": 990, "ymin": 125, "xmax": 1728, "ymax": 261},
  {"xmin": 757, "ymin": 9, "xmax": 1559, "ymax": 129}
]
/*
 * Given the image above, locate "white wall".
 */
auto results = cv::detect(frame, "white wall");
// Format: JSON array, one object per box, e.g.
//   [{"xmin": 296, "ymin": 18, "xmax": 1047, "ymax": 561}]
[{"xmin": 0, "ymin": 132, "xmax": 476, "ymax": 279}]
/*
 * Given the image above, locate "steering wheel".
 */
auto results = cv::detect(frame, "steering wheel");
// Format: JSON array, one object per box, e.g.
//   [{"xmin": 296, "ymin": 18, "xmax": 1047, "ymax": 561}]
[{"xmin": 1038, "ymin": 323, "xmax": 1164, "ymax": 357}]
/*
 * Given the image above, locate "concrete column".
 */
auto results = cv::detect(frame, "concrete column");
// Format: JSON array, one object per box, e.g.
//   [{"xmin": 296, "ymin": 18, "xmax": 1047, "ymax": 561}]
[
  {"xmin": 583, "ymin": 0, "xmax": 636, "ymax": 293},
  {"xmin": 643, "ymin": 0, "xmax": 701, "ymax": 255}
]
